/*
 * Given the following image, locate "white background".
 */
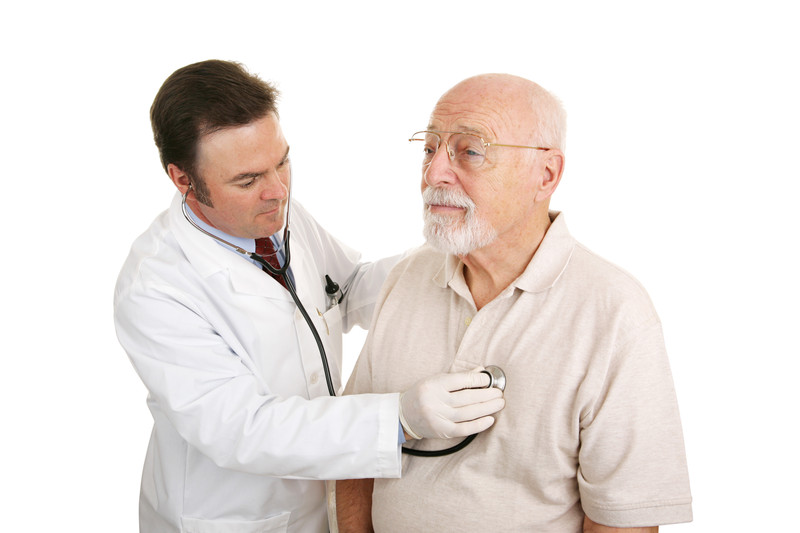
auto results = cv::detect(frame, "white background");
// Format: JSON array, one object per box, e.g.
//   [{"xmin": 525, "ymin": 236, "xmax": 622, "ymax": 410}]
[{"xmin": 2, "ymin": 1, "xmax": 798, "ymax": 530}]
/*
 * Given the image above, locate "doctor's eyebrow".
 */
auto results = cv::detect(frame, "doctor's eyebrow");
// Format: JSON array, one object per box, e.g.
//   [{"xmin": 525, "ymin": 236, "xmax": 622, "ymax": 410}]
[{"xmin": 228, "ymin": 146, "xmax": 291, "ymax": 183}]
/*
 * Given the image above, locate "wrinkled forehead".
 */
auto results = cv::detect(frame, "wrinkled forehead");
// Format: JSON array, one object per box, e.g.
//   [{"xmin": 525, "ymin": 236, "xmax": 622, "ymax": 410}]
[{"xmin": 429, "ymin": 76, "xmax": 537, "ymax": 142}]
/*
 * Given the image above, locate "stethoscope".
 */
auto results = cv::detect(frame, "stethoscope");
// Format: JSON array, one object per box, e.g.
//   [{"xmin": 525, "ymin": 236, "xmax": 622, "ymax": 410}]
[{"xmin": 181, "ymin": 187, "xmax": 506, "ymax": 457}]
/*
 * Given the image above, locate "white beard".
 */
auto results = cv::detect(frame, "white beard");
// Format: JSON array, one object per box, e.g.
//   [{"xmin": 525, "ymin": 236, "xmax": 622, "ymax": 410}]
[{"xmin": 422, "ymin": 187, "xmax": 497, "ymax": 256}]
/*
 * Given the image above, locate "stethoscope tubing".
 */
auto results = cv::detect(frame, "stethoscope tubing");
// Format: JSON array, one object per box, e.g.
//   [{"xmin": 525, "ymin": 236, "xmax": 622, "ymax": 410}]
[
  {"xmin": 402, "ymin": 434, "xmax": 477, "ymax": 456},
  {"xmin": 279, "ymin": 264, "xmax": 337, "ymax": 397}
]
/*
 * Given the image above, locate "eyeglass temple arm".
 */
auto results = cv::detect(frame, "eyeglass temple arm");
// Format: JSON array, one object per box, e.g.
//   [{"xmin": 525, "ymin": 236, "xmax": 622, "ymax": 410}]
[{"xmin": 485, "ymin": 142, "xmax": 550, "ymax": 151}]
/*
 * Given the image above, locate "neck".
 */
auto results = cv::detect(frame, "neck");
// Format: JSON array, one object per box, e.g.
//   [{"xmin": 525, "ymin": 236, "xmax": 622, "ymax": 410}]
[
  {"xmin": 461, "ymin": 209, "xmax": 552, "ymax": 310},
  {"xmin": 185, "ymin": 195, "xmax": 216, "ymax": 229}
]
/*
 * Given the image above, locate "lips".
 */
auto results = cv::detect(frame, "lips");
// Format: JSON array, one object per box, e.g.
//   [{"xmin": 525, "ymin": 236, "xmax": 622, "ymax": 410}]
[
  {"xmin": 427, "ymin": 203, "xmax": 466, "ymax": 213},
  {"xmin": 259, "ymin": 200, "xmax": 284, "ymax": 216}
]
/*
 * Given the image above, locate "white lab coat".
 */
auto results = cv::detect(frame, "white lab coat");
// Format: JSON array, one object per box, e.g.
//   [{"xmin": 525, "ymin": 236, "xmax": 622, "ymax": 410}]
[{"xmin": 114, "ymin": 193, "xmax": 402, "ymax": 533}]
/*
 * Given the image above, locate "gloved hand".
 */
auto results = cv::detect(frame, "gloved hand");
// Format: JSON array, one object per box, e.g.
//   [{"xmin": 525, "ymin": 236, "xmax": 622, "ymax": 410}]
[{"xmin": 399, "ymin": 370, "xmax": 505, "ymax": 440}]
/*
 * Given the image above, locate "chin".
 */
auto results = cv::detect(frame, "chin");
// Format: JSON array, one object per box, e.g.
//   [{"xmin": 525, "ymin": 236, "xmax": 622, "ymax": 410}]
[{"xmin": 424, "ymin": 220, "xmax": 497, "ymax": 256}]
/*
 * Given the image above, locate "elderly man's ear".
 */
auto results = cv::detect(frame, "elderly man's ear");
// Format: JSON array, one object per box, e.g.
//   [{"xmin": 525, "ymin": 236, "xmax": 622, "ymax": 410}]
[{"xmin": 533, "ymin": 149, "xmax": 565, "ymax": 203}]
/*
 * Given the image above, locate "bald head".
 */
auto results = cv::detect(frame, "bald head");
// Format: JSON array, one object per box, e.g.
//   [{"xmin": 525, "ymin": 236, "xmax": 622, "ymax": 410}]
[{"xmin": 435, "ymin": 74, "xmax": 566, "ymax": 151}]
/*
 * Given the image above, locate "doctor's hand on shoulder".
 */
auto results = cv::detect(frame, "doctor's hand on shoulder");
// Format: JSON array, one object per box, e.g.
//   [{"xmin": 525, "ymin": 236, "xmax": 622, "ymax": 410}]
[{"xmin": 399, "ymin": 370, "xmax": 505, "ymax": 440}]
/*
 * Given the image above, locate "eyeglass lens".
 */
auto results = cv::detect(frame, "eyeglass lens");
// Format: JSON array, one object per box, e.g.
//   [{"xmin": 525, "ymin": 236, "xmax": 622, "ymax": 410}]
[{"xmin": 415, "ymin": 132, "xmax": 487, "ymax": 169}]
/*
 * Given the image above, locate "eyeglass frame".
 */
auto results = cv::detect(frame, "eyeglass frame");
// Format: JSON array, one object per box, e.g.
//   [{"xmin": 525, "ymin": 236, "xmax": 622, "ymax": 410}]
[{"xmin": 409, "ymin": 130, "xmax": 551, "ymax": 169}]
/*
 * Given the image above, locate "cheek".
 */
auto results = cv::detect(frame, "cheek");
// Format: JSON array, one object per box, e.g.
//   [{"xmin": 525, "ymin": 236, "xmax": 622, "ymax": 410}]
[
  {"xmin": 479, "ymin": 166, "xmax": 508, "ymax": 194},
  {"xmin": 476, "ymin": 178, "xmax": 532, "ymax": 221},
  {"xmin": 217, "ymin": 195, "xmax": 253, "ymax": 221}
]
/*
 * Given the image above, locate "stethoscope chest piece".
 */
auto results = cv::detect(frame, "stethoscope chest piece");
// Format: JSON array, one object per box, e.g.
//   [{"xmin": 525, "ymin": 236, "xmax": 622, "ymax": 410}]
[
  {"xmin": 402, "ymin": 365, "xmax": 507, "ymax": 457},
  {"xmin": 481, "ymin": 365, "xmax": 507, "ymax": 392}
]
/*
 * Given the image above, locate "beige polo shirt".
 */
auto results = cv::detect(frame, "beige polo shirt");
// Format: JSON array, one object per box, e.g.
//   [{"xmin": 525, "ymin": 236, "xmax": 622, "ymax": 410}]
[{"xmin": 346, "ymin": 212, "xmax": 692, "ymax": 531}]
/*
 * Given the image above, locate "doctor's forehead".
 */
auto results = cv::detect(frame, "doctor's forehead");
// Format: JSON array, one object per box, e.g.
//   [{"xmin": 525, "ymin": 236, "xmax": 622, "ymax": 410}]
[{"xmin": 197, "ymin": 114, "xmax": 285, "ymax": 157}]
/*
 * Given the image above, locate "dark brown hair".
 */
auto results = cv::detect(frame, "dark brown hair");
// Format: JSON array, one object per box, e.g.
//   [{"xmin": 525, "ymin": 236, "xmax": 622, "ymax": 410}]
[{"xmin": 150, "ymin": 60, "xmax": 279, "ymax": 204}]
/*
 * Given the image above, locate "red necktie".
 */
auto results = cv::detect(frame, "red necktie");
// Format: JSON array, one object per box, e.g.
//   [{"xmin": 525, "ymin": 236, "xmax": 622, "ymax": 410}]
[{"xmin": 255, "ymin": 237, "xmax": 288, "ymax": 289}]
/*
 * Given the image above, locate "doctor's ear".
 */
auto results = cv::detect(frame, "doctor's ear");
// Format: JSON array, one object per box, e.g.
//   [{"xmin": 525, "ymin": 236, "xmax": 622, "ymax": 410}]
[
  {"xmin": 167, "ymin": 163, "xmax": 192, "ymax": 194},
  {"xmin": 533, "ymin": 149, "xmax": 565, "ymax": 203}
]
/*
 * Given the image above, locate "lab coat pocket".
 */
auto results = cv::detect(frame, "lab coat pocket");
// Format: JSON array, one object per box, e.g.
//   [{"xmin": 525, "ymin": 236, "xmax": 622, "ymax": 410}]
[{"xmin": 181, "ymin": 512, "xmax": 290, "ymax": 533}]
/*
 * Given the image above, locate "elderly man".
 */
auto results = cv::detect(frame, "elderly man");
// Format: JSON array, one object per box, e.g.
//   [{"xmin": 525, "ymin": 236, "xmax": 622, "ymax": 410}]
[{"xmin": 336, "ymin": 74, "xmax": 692, "ymax": 532}]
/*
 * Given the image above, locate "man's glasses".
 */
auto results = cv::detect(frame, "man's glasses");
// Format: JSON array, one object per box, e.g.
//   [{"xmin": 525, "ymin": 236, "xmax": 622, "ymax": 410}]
[{"xmin": 409, "ymin": 130, "xmax": 550, "ymax": 170}]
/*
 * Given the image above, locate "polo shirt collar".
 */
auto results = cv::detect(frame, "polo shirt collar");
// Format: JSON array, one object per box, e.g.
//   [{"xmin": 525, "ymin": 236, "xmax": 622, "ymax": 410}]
[{"xmin": 433, "ymin": 211, "xmax": 575, "ymax": 295}]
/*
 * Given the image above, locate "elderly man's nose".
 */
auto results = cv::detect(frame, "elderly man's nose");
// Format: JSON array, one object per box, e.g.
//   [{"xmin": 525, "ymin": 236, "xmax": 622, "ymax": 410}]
[{"xmin": 424, "ymin": 144, "xmax": 457, "ymax": 186}]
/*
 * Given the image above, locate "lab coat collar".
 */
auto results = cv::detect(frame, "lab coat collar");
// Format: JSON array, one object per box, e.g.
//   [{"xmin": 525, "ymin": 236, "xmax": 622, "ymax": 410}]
[
  {"xmin": 168, "ymin": 192, "xmax": 292, "ymax": 301},
  {"xmin": 433, "ymin": 211, "xmax": 575, "ymax": 296}
]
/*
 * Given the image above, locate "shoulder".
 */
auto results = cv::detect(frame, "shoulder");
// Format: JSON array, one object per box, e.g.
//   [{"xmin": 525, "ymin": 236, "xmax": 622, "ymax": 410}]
[
  {"xmin": 287, "ymin": 199, "xmax": 329, "ymax": 239},
  {"xmin": 286, "ymin": 199, "xmax": 362, "ymax": 272},
  {"xmin": 117, "ymin": 210, "xmax": 178, "ymax": 279},
  {"xmin": 385, "ymin": 244, "xmax": 444, "ymax": 286},
  {"xmin": 366, "ymin": 244, "xmax": 445, "ymax": 316},
  {"xmin": 564, "ymin": 241, "xmax": 661, "ymax": 337},
  {"xmin": 572, "ymin": 243, "xmax": 652, "ymax": 300},
  {"xmin": 287, "ymin": 199, "xmax": 345, "ymax": 249},
  {"xmin": 114, "ymin": 209, "xmax": 197, "ymax": 305}
]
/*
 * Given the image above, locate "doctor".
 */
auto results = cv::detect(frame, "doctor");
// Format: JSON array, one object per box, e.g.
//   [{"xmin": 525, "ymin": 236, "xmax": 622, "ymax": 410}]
[{"xmin": 114, "ymin": 60, "xmax": 505, "ymax": 533}]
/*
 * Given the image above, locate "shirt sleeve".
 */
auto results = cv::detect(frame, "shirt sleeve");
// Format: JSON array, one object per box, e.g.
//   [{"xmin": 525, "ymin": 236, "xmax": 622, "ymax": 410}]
[{"xmin": 577, "ymin": 318, "xmax": 693, "ymax": 527}]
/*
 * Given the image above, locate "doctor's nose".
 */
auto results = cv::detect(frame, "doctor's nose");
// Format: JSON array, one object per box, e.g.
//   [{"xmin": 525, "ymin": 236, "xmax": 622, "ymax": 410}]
[{"xmin": 260, "ymin": 169, "xmax": 290, "ymax": 201}]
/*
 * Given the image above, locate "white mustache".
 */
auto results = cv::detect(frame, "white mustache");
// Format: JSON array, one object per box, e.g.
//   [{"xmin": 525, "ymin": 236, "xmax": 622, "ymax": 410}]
[{"xmin": 422, "ymin": 187, "xmax": 475, "ymax": 210}]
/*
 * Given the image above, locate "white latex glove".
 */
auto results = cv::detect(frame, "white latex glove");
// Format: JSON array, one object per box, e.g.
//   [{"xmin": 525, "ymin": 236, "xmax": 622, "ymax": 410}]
[{"xmin": 399, "ymin": 370, "xmax": 505, "ymax": 440}]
